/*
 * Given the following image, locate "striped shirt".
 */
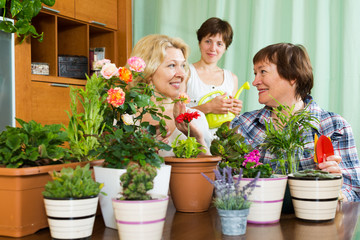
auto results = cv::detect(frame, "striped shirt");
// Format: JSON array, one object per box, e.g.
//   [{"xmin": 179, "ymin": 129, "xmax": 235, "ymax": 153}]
[{"xmin": 230, "ymin": 95, "xmax": 360, "ymax": 201}]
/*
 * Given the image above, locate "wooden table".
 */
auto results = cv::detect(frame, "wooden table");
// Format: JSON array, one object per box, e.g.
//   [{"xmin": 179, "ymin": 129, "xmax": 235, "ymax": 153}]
[{"xmin": 1, "ymin": 200, "xmax": 359, "ymax": 240}]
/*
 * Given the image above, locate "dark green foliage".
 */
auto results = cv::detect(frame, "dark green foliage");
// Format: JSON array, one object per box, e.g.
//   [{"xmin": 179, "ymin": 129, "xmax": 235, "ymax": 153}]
[
  {"xmin": 210, "ymin": 123, "xmax": 251, "ymax": 170},
  {"xmin": 42, "ymin": 163, "xmax": 104, "ymax": 198},
  {"xmin": 0, "ymin": 0, "xmax": 56, "ymax": 43},
  {"xmin": 0, "ymin": 118, "xmax": 69, "ymax": 168},
  {"xmin": 97, "ymin": 125, "xmax": 171, "ymax": 169},
  {"xmin": 120, "ymin": 162, "xmax": 157, "ymax": 200},
  {"xmin": 210, "ymin": 123, "xmax": 273, "ymax": 178}
]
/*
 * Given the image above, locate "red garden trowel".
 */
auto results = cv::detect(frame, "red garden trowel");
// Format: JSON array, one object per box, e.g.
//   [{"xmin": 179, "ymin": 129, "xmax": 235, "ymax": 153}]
[
  {"xmin": 198, "ymin": 81, "xmax": 250, "ymax": 128},
  {"xmin": 314, "ymin": 134, "xmax": 334, "ymax": 163}
]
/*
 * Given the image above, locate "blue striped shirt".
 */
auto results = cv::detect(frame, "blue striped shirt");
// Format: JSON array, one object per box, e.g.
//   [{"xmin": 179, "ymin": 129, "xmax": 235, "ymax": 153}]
[{"xmin": 230, "ymin": 95, "xmax": 360, "ymax": 201}]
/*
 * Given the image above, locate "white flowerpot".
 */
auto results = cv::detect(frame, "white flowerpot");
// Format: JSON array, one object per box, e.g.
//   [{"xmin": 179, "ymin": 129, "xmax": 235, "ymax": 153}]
[
  {"xmin": 288, "ymin": 173, "xmax": 342, "ymax": 221},
  {"xmin": 237, "ymin": 175, "xmax": 288, "ymax": 224},
  {"xmin": 44, "ymin": 196, "xmax": 99, "ymax": 239},
  {"xmin": 112, "ymin": 194, "xmax": 169, "ymax": 240},
  {"xmin": 94, "ymin": 164, "xmax": 171, "ymax": 229}
]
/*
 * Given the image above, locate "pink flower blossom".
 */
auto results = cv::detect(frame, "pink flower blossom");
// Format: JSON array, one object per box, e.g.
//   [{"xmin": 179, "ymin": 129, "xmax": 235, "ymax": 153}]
[
  {"xmin": 243, "ymin": 149, "xmax": 262, "ymax": 168},
  {"xmin": 127, "ymin": 56, "xmax": 146, "ymax": 72},
  {"xmin": 101, "ymin": 63, "xmax": 119, "ymax": 79},
  {"xmin": 93, "ymin": 59, "xmax": 111, "ymax": 70},
  {"xmin": 178, "ymin": 92, "xmax": 190, "ymax": 104},
  {"xmin": 107, "ymin": 87, "xmax": 125, "ymax": 107}
]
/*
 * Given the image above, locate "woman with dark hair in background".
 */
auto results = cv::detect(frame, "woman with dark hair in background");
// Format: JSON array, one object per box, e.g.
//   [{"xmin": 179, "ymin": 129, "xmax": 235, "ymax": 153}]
[{"xmin": 185, "ymin": 17, "xmax": 243, "ymax": 137}]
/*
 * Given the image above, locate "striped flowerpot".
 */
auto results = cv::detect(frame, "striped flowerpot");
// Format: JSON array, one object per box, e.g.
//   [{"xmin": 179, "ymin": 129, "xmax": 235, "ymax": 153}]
[
  {"xmin": 43, "ymin": 196, "xmax": 99, "ymax": 240},
  {"xmin": 112, "ymin": 194, "xmax": 169, "ymax": 240},
  {"xmin": 237, "ymin": 175, "xmax": 288, "ymax": 224},
  {"xmin": 288, "ymin": 173, "xmax": 342, "ymax": 221},
  {"xmin": 94, "ymin": 164, "xmax": 171, "ymax": 229}
]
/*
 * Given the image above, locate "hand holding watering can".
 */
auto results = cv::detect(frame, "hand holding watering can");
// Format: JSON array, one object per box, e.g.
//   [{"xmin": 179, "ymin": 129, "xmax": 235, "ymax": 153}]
[{"xmin": 198, "ymin": 82, "xmax": 250, "ymax": 129}]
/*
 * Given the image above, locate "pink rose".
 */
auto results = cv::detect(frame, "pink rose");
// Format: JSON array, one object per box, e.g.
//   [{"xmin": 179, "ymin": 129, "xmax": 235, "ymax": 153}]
[
  {"xmin": 93, "ymin": 59, "xmax": 111, "ymax": 70},
  {"xmin": 101, "ymin": 63, "xmax": 119, "ymax": 79},
  {"xmin": 127, "ymin": 57, "xmax": 146, "ymax": 72}
]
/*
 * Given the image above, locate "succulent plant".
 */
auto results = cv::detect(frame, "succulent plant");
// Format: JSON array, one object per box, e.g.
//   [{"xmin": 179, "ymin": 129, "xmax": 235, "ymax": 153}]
[
  {"xmin": 293, "ymin": 169, "xmax": 342, "ymax": 179},
  {"xmin": 120, "ymin": 162, "xmax": 157, "ymax": 200},
  {"xmin": 42, "ymin": 163, "xmax": 104, "ymax": 198}
]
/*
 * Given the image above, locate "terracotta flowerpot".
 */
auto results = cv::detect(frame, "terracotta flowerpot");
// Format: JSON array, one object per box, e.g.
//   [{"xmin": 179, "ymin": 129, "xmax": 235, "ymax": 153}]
[
  {"xmin": 164, "ymin": 155, "xmax": 221, "ymax": 212},
  {"xmin": 236, "ymin": 175, "xmax": 288, "ymax": 224},
  {"xmin": 288, "ymin": 173, "xmax": 342, "ymax": 221},
  {"xmin": 44, "ymin": 196, "xmax": 99, "ymax": 239},
  {"xmin": 112, "ymin": 194, "xmax": 169, "ymax": 240},
  {"xmin": 0, "ymin": 159, "xmax": 103, "ymax": 237}
]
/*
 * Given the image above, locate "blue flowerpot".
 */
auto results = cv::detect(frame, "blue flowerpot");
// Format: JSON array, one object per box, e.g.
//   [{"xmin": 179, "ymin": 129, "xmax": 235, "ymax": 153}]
[{"xmin": 217, "ymin": 208, "xmax": 249, "ymax": 236}]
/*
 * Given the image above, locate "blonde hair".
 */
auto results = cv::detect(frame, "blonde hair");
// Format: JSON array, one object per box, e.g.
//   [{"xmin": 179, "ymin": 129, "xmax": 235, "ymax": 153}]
[{"xmin": 129, "ymin": 34, "xmax": 190, "ymax": 87}]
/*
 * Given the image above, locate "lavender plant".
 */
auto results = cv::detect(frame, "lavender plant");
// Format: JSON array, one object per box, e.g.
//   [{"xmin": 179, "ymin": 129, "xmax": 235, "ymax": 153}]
[{"xmin": 202, "ymin": 166, "xmax": 259, "ymax": 210}]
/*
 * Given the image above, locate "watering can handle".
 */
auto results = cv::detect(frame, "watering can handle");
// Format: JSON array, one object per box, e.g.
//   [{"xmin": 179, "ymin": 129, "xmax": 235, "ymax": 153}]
[{"xmin": 198, "ymin": 90, "xmax": 224, "ymax": 105}]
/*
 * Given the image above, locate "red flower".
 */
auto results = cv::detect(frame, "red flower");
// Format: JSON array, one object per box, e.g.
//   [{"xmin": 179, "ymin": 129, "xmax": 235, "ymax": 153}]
[{"xmin": 175, "ymin": 111, "xmax": 200, "ymax": 124}]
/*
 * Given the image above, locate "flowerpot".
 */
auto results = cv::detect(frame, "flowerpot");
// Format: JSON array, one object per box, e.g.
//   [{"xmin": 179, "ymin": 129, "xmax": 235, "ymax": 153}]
[
  {"xmin": 94, "ymin": 164, "xmax": 171, "ymax": 229},
  {"xmin": 217, "ymin": 208, "xmax": 249, "ymax": 236},
  {"xmin": 164, "ymin": 155, "xmax": 221, "ymax": 212},
  {"xmin": 112, "ymin": 194, "xmax": 169, "ymax": 240},
  {"xmin": 288, "ymin": 173, "xmax": 342, "ymax": 221},
  {"xmin": 44, "ymin": 196, "xmax": 99, "ymax": 240},
  {"xmin": 0, "ymin": 159, "xmax": 103, "ymax": 237},
  {"xmin": 237, "ymin": 175, "xmax": 288, "ymax": 224}
]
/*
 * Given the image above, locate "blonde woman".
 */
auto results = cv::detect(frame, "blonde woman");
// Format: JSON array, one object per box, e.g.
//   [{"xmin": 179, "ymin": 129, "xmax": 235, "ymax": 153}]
[{"xmin": 129, "ymin": 34, "xmax": 211, "ymax": 156}]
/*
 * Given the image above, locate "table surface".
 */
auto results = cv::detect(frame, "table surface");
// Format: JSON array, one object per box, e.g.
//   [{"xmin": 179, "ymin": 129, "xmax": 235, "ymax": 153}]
[{"xmin": 1, "ymin": 200, "xmax": 359, "ymax": 240}]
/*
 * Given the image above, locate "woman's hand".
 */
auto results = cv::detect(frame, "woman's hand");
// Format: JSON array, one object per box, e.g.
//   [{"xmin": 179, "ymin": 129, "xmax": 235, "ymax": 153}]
[
  {"xmin": 318, "ymin": 155, "xmax": 342, "ymax": 173},
  {"xmin": 204, "ymin": 93, "xmax": 233, "ymax": 114},
  {"xmin": 229, "ymin": 97, "xmax": 243, "ymax": 115}
]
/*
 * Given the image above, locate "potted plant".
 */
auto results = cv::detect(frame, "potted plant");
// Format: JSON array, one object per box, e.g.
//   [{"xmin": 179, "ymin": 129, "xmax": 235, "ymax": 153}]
[
  {"xmin": 91, "ymin": 58, "xmax": 172, "ymax": 229},
  {"xmin": 202, "ymin": 166, "xmax": 259, "ymax": 236},
  {"xmin": 0, "ymin": 0, "xmax": 56, "ymax": 43},
  {"xmin": 0, "ymin": 118, "xmax": 103, "ymax": 237},
  {"xmin": 260, "ymin": 101, "xmax": 319, "ymax": 213},
  {"xmin": 164, "ymin": 109, "xmax": 221, "ymax": 212},
  {"xmin": 42, "ymin": 163, "xmax": 104, "ymax": 239},
  {"xmin": 211, "ymin": 122, "xmax": 288, "ymax": 224},
  {"xmin": 112, "ymin": 161, "xmax": 169, "ymax": 240},
  {"xmin": 65, "ymin": 72, "xmax": 107, "ymax": 162},
  {"xmin": 288, "ymin": 169, "xmax": 342, "ymax": 221}
]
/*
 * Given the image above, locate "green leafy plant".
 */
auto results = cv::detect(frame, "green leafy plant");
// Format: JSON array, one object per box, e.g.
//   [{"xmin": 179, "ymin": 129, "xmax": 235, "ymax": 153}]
[
  {"xmin": 210, "ymin": 123, "xmax": 273, "ymax": 178},
  {"xmin": 0, "ymin": 0, "xmax": 56, "ymax": 43},
  {"xmin": 261, "ymin": 101, "xmax": 319, "ymax": 175},
  {"xmin": 0, "ymin": 118, "xmax": 69, "ymax": 168},
  {"xmin": 42, "ymin": 163, "xmax": 104, "ymax": 198},
  {"xmin": 202, "ymin": 166, "xmax": 259, "ymax": 210},
  {"xmin": 171, "ymin": 111, "xmax": 206, "ymax": 158},
  {"xmin": 119, "ymin": 161, "xmax": 157, "ymax": 200},
  {"xmin": 93, "ymin": 57, "xmax": 171, "ymax": 169},
  {"xmin": 65, "ymin": 73, "xmax": 107, "ymax": 162}
]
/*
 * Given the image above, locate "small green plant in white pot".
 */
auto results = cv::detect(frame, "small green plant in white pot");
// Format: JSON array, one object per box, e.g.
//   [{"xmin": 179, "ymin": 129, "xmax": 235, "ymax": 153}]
[
  {"xmin": 112, "ymin": 161, "xmax": 169, "ymax": 240},
  {"xmin": 42, "ymin": 163, "xmax": 104, "ymax": 240},
  {"xmin": 202, "ymin": 166, "xmax": 259, "ymax": 236}
]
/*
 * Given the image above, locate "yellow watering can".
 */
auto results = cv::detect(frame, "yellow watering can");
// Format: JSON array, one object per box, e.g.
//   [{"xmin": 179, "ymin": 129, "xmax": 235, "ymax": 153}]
[{"xmin": 198, "ymin": 81, "xmax": 251, "ymax": 129}]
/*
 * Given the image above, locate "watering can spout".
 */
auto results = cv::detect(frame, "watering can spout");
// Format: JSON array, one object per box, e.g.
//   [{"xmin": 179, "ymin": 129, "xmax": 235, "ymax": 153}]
[{"xmin": 234, "ymin": 81, "xmax": 250, "ymax": 99}]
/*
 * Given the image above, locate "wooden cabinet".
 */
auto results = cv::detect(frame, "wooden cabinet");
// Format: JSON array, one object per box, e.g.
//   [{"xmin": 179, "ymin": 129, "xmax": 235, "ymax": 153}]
[
  {"xmin": 14, "ymin": 0, "xmax": 132, "ymax": 127},
  {"xmin": 75, "ymin": 0, "xmax": 118, "ymax": 30},
  {"xmin": 30, "ymin": 81, "xmax": 84, "ymax": 126},
  {"xmin": 42, "ymin": 0, "xmax": 75, "ymax": 18}
]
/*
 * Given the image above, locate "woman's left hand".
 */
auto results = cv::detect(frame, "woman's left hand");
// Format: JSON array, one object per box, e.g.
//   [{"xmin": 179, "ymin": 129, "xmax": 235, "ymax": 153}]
[
  {"xmin": 229, "ymin": 97, "xmax": 243, "ymax": 115},
  {"xmin": 318, "ymin": 155, "xmax": 342, "ymax": 173}
]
